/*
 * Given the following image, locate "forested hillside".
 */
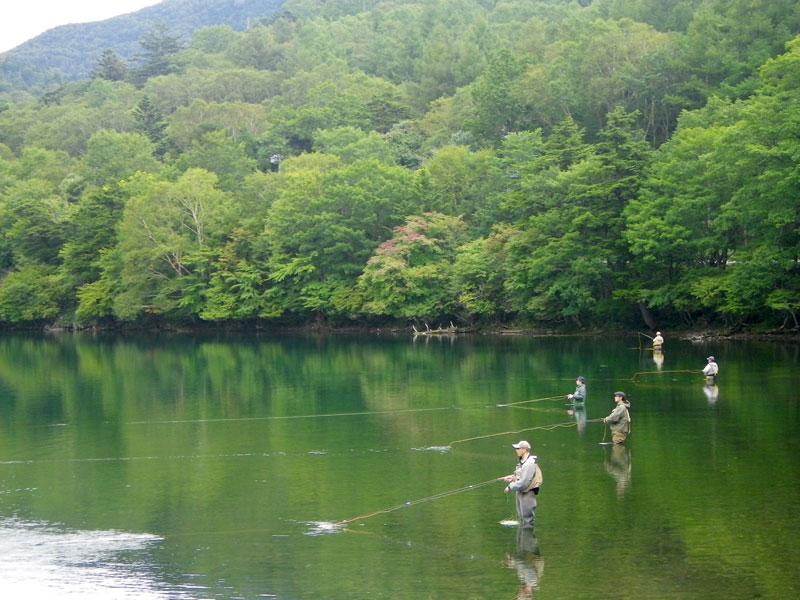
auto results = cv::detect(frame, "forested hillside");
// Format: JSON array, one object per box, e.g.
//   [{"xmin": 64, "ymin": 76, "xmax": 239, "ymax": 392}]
[
  {"xmin": 0, "ymin": 0, "xmax": 798, "ymax": 331},
  {"xmin": 0, "ymin": 0, "xmax": 284, "ymax": 94}
]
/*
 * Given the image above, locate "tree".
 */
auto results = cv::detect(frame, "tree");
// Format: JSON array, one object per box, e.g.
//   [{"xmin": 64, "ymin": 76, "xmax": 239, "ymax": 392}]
[
  {"xmin": 81, "ymin": 130, "xmax": 160, "ymax": 187},
  {"xmin": 261, "ymin": 158, "xmax": 419, "ymax": 317},
  {"xmin": 60, "ymin": 184, "xmax": 127, "ymax": 289},
  {"xmin": 113, "ymin": 170, "xmax": 234, "ymax": 320},
  {"xmin": 504, "ymin": 108, "xmax": 650, "ymax": 324},
  {"xmin": 94, "ymin": 49, "xmax": 129, "ymax": 82},
  {"xmin": 0, "ymin": 263, "xmax": 66, "ymax": 322},
  {"xmin": 132, "ymin": 95, "xmax": 168, "ymax": 157},
  {"xmin": 418, "ymin": 145, "xmax": 504, "ymax": 233},
  {"xmin": 0, "ymin": 179, "xmax": 69, "ymax": 266},
  {"xmin": 174, "ymin": 129, "xmax": 258, "ymax": 193},
  {"xmin": 358, "ymin": 212, "xmax": 469, "ymax": 319},
  {"xmin": 453, "ymin": 225, "xmax": 515, "ymax": 320},
  {"xmin": 468, "ymin": 49, "xmax": 525, "ymax": 145},
  {"xmin": 131, "ymin": 24, "xmax": 184, "ymax": 86}
]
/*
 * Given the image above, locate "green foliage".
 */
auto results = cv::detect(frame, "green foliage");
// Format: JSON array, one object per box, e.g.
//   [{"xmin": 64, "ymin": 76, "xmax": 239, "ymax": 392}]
[
  {"xmin": 174, "ymin": 130, "xmax": 258, "ymax": 192},
  {"xmin": 132, "ymin": 96, "xmax": 168, "ymax": 157},
  {"xmin": 130, "ymin": 25, "xmax": 185, "ymax": 86},
  {"xmin": 1, "ymin": 1, "xmax": 799, "ymax": 329},
  {"xmin": 0, "ymin": 179, "xmax": 70, "ymax": 266},
  {"xmin": 81, "ymin": 130, "xmax": 160, "ymax": 186},
  {"xmin": 113, "ymin": 170, "xmax": 234, "ymax": 320},
  {"xmin": 418, "ymin": 145, "xmax": 504, "ymax": 233},
  {"xmin": 60, "ymin": 184, "xmax": 127, "ymax": 288},
  {"xmin": 94, "ymin": 49, "xmax": 129, "ymax": 82},
  {"xmin": 453, "ymin": 226, "xmax": 514, "ymax": 319},
  {"xmin": 262, "ymin": 158, "xmax": 419, "ymax": 317},
  {"xmin": 358, "ymin": 212, "xmax": 469, "ymax": 319},
  {"xmin": 312, "ymin": 127, "xmax": 396, "ymax": 165},
  {"xmin": 0, "ymin": 263, "xmax": 67, "ymax": 322}
]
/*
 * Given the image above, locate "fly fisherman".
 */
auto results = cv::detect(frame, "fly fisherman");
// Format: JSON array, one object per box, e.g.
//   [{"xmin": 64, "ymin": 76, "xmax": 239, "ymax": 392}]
[
  {"xmin": 702, "ymin": 356, "xmax": 719, "ymax": 383},
  {"xmin": 501, "ymin": 441, "xmax": 540, "ymax": 529},
  {"xmin": 567, "ymin": 376, "xmax": 587, "ymax": 403},
  {"xmin": 652, "ymin": 331, "xmax": 664, "ymax": 350},
  {"xmin": 602, "ymin": 392, "xmax": 631, "ymax": 445}
]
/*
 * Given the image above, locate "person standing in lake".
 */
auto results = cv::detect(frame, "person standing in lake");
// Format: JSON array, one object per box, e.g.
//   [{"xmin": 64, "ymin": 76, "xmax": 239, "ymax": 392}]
[
  {"xmin": 703, "ymin": 356, "xmax": 719, "ymax": 383},
  {"xmin": 602, "ymin": 392, "xmax": 631, "ymax": 445},
  {"xmin": 501, "ymin": 441, "xmax": 539, "ymax": 529},
  {"xmin": 652, "ymin": 331, "xmax": 664, "ymax": 350},
  {"xmin": 566, "ymin": 376, "xmax": 586, "ymax": 403}
]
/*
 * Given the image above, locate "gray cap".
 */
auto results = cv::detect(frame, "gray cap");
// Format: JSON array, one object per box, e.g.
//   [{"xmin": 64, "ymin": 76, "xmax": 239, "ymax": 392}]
[
  {"xmin": 512, "ymin": 440, "xmax": 531, "ymax": 450},
  {"xmin": 614, "ymin": 391, "xmax": 626, "ymax": 399}
]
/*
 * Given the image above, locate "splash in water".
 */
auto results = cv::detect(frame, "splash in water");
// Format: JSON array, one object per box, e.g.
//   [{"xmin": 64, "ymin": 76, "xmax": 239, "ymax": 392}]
[
  {"xmin": 499, "ymin": 519, "xmax": 519, "ymax": 527},
  {"xmin": 304, "ymin": 521, "xmax": 347, "ymax": 536},
  {"xmin": 412, "ymin": 446, "xmax": 452, "ymax": 453}
]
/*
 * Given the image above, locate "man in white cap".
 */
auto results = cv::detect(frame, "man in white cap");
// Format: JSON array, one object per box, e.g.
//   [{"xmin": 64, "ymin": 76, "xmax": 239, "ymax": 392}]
[
  {"xmin": 501, "ymin": 440, "xmax": 540, "ymax": 529},
  {"xmin": 652, "ymin": 331, "xmax": 664, "ymax": 350},
  {"xmin": 702, "ymin": 356, "xmax": 719, "ymax": 383}
]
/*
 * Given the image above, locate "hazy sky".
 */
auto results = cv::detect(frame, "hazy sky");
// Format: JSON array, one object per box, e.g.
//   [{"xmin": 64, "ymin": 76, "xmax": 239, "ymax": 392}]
[{"xmin": 0, "ymin": 1, "xmax": 162, "ymax": 53}]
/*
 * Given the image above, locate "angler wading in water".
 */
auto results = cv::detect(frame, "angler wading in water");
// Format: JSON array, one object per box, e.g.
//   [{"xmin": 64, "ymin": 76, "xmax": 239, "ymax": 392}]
[
  {"xmin": 703, "ymin": 356, "xmax": 719, "ymax": 383},
  {"xmin": 566, "ymin": 376, "xmax": 586, "ymax": 404},
  {"xmin": 501, "ymin": 441, "xmax": 541, "ymax": 529},
  {"xmin": 602, "ymin": 392, "xmax": 631, "ymax": 445}
]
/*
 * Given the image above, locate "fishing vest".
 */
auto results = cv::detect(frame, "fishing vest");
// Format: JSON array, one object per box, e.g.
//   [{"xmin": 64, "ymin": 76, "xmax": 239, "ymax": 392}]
[{"xmin": 515, "ymin": 455, "xmax": 543, "ymax": 493}]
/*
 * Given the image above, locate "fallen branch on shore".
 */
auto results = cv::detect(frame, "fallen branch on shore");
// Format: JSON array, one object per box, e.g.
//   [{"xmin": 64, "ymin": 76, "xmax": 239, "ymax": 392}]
[{"xmin": 412, "ymin": 321, "xmax": 458, "ymax": 336}]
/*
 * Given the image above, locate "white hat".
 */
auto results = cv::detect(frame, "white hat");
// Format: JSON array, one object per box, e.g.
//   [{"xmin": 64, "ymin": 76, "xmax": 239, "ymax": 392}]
[{"xmin": 512, "ymin": 440, "xmax": 531, "ymax": 450}]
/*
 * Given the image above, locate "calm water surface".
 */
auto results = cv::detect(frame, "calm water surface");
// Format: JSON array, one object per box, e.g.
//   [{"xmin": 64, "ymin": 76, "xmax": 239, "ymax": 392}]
[{"xmin": 0, "ymin": 333, "xmax": 798, "ymax": 599}]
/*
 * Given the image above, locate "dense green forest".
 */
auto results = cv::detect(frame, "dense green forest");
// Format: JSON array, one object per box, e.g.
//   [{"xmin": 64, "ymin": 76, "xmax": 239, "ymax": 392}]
[{"xmin": 0, "ymin": 0, "xmax": 798, "ymax": 331}]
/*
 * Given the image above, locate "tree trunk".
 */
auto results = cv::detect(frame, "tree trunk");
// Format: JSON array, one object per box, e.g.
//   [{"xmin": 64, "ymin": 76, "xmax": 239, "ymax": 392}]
[{"xmin": 637, "ymin": 301, "xmax": 656, "ymax": 330}]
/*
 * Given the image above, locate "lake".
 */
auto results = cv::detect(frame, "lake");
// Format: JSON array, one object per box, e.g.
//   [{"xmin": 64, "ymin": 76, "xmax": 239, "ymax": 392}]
[{"xmin": 0, "ymin": 332, "xmax": 797, "ymax": 599}]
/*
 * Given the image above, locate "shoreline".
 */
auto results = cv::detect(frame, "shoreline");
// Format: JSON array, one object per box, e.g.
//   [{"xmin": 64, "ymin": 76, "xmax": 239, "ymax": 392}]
[{"xmin": 3, "ymin": 321, "xmax": 792, "ymax": 342}]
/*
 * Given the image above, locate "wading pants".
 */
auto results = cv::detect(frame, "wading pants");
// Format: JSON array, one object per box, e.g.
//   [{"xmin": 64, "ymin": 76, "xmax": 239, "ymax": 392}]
[{"xmin": 516, "ymin": 490, "xmax": 537, "ymax": 529}]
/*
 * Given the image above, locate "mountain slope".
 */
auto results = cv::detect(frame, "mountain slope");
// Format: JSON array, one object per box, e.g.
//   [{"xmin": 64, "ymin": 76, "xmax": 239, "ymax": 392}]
[{"xmin": 0, "ymin": 0, "xmax": 285, "ymax": 92}]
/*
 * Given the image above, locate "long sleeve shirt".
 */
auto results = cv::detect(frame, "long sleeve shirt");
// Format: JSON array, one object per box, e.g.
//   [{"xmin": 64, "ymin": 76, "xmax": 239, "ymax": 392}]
[
  {"xmin": 572, "ymin": 384, "xmax": 586, "ymax": 402},
  {"xmin": 604, "ymin": 402, "xmax": 631, "ymax": 434},
  {"xmin": 703, "ymin": 362, "xmax": 719, "ymax": 376},
  {"xmin": 508, "ymin": 454, "xmax": 538, "ymax": 493}
]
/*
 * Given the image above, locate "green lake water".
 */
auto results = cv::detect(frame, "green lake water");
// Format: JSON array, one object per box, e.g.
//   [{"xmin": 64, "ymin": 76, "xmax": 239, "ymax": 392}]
[{"xmin": 0, "ymin": 333, "xmax": 797, "ymax": 599}]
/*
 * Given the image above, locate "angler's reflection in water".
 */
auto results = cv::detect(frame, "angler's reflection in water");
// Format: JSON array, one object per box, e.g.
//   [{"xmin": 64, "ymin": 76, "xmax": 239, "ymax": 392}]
[
  {"xmin": 566, "ymin": 402, "xmax": 587, "ymax": 436},
  {"xmin": 703, "ymin": 383, "xmax": 719, "ymax": 405},
  {"xmin": 604, "ymin": 444, "xmax": 632, "ymax": 497},
  {"xmin": 652, "ymin": 349, "xmax": 664, "ymax": 370},
  {"xmin": 505, "ymin": 528, "xmax": 544, "ymax": 600}
]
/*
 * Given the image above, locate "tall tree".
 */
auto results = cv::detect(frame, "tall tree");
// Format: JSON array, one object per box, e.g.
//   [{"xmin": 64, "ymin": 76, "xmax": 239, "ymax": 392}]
[
  {"xmin": 132, "ymin": 95, "xmax": 168, "ymax": 157},
  {"xmin": 131, "ymin": 24, "xmax": 184, "ymax": 86},
  {"xmin": 93, "ymin": 49, "xmax": 129, "ymax": 82}
]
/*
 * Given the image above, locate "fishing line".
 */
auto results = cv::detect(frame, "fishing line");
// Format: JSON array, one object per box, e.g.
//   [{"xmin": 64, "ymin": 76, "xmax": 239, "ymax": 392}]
[
  {"xmin": 598, "ymin": 422, "xmax": 613, "ymax": 445},
  {"xmin": 338, "ymin": 477, "xmax": 500, "ymax": 526},
  {"xmin": 629, "ymin": 369, "xmax": 702, "ymax": 383},
  {"xmin": 125, "ymin": 406, "xmax": 457, "ymax": 426},
  {"xmin": 505, "ymin": 405, "xmax": 564, "ymax": 415},
  {"xmin": 447, "ymin": 419, "xmax": 589, "ymax": 447},
  {"xmin": 496, "ymin": 394, "xmax": 564, "ymax": 407}
]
